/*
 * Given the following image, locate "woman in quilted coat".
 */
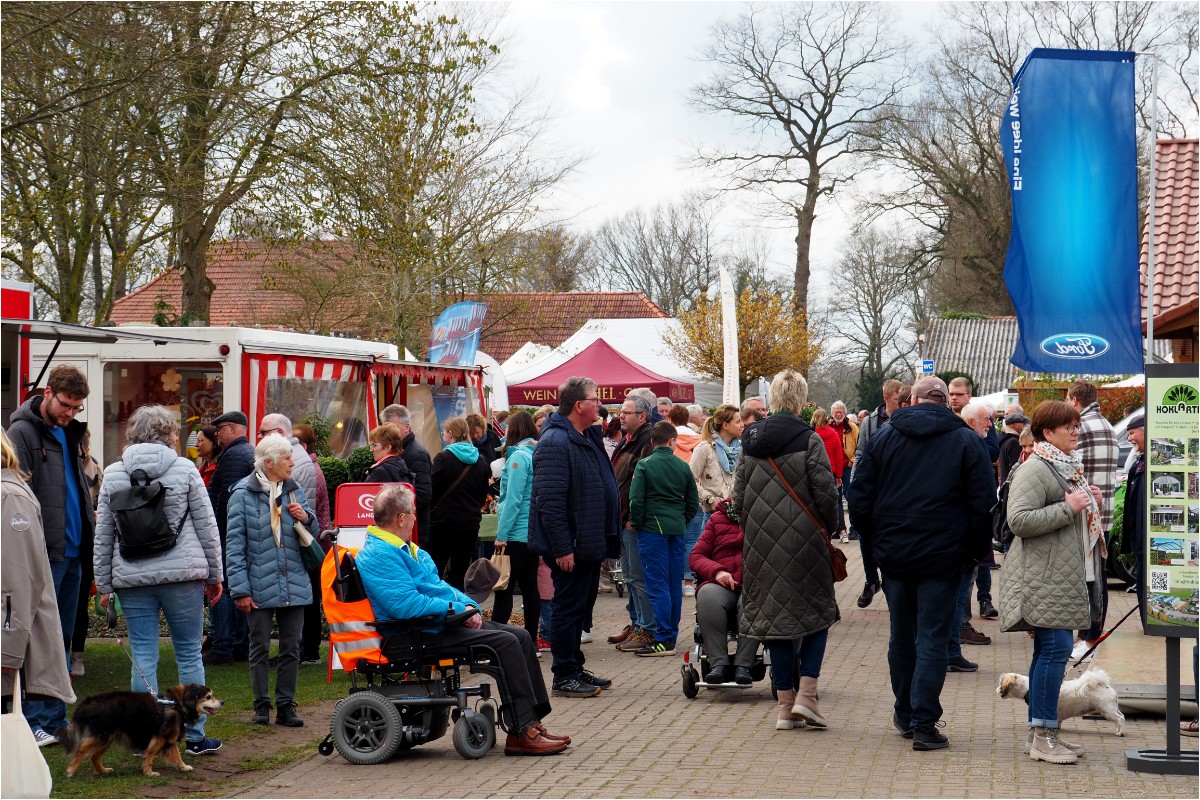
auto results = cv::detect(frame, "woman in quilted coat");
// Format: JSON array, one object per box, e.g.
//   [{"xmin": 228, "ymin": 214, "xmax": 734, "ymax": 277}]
[
  {"xmin": 226, "ymin": 434, "xmax": 316, "ymax": 729},
  {"xmin": 999, "ymin": 400, "xmax": 1095, "ymax": 765},
  {"xmin": 733, "ymin": 370, "xmax": 839, "ymax": 732}
]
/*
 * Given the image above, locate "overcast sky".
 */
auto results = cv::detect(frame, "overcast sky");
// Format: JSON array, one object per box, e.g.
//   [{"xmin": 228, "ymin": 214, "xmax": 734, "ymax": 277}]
[{"xmin": 499, "ymin": 0, "xmax": 940, "ymax": 303}]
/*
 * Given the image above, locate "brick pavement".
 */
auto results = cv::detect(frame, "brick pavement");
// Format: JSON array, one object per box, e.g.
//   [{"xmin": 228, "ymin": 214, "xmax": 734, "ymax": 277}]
[{"xmin": 234, "ymin": 545, "xmax": 1196, "ymax": 798}]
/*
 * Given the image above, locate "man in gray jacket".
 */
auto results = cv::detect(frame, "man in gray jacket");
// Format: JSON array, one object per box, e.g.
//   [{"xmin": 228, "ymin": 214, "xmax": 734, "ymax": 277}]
[{"xmin": 6, "ymin": 365, "xmax": 91, "ymax": 745}]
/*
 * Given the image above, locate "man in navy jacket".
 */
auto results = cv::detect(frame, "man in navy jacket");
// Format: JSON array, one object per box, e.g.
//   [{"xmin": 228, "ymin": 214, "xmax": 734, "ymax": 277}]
[
  {"xmin": 205, "ymin": 410, "xmax": 256, "ymax": 664},
  {"xmin": 530, "ymin": 377, "xmax": 619, "ymax": 698}
]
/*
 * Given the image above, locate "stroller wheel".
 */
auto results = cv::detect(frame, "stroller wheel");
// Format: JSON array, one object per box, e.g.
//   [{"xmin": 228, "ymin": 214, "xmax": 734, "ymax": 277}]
[{"xmin": 330, "ymin": 691, "xmax": 404, "ymax": 765}]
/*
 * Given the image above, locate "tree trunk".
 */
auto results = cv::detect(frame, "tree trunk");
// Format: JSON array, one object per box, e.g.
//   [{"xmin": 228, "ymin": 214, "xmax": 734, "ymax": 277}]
[{"xmin": 792, "ymin": 170, "xmax": 821, "ymax": 315}]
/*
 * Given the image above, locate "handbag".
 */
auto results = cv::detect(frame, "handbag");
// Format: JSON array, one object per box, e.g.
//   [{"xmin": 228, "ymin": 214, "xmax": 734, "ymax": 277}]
[
  {"xmin": 1, "ymin": 672, "xmax": 53, "ymax": 799},
  {"xmin": 768, "ymin": 457, "xmax": 848, "ymax": 583},
  {"xmin": 490, "ymin": 550, "xmax": 512, "ymax": 591},
  {"xmin": 288, "ymin": 491, "xmax": 325, "ymax": 571}
]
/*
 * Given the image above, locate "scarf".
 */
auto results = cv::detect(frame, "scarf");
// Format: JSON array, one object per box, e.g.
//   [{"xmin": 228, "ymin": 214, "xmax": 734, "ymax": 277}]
[
  {"xmin": 1032, "ymin": 442, "xmax": 1105, "ymax": 558},
  {"xmin": 713, "ymin": 436, "xmax": 741, "ymax": 474},
  {"xmin": 254, "ymin": 471, "xmax": 284, "ymax": 548}
]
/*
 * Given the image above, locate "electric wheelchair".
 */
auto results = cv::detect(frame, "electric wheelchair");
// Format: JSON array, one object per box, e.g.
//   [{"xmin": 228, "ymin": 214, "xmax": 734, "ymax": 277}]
[{"xmin": 679, "ymin": 616, "xmax": 771, "ymax": 699}]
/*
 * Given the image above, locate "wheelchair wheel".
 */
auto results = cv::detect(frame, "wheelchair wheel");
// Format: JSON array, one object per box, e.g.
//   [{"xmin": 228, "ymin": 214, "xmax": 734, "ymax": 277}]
[
  {"xmin": 330, "ymin": 691, "xmax": 404, "ymax": 765},
  {"xmin": 682, "ymin": 665, "xmax": 700, "ymax": 699},
  {"xmin": 452, "ymin": 709, "xmax": 495, "ymax": 759}
]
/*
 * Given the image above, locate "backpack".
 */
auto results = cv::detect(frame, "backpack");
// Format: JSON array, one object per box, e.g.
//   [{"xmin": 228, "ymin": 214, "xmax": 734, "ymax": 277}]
[
  {"xmin": 109, "ymin": 469, "xmax": 188, "ymax": 560},
  {"xmin": 991, "ymin": 461, "xmax": 1021, "ymax": 550}
]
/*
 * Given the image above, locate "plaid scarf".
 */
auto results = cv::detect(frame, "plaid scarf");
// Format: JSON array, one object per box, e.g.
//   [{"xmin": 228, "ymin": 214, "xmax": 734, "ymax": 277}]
[{"xmin": 1032, "ymin": 442, "xmax": 1106, "ymax": 558}]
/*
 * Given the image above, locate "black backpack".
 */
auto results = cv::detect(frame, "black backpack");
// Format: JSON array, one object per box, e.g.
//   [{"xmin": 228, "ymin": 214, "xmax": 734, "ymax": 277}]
[
  {"xmin": 992, "ymin": 462, "xmax": 1022, "ymax": 550},
  {"xmin": 109, "ymin": 469, "xmax": 188, "ymax": 560}
]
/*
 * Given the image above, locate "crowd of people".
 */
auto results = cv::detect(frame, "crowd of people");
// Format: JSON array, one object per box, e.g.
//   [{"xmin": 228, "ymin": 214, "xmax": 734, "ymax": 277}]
[{"xmin": 4, "ymin": 362, "xmax": 1194, "ymax": 769}]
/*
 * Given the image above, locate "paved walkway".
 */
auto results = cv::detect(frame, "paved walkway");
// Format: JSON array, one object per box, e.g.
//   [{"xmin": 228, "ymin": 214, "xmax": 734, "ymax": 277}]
[{"xmin": 235, "ymin": 545, "xmax": 1197, "ymax": 798}]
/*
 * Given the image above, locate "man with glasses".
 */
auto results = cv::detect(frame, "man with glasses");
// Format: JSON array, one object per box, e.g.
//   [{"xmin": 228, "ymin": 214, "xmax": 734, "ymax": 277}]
[
  {"xmin": 608, "ymin": 393, "xmax": 657, "ymax": 653},
  {"xmin": 530, "ymin": 377, "xmax": 618, "ymax": 698},
  {"xmin": 205, "ymin": 410, "xmax": 256, "ymax": 665},
  {"xmin": 379, "ymin": 404, "xmax": 433, "ymax": 540},
  {"xmin": 8, "ymin": 365, "xmax": 93, "ymax": 746}
]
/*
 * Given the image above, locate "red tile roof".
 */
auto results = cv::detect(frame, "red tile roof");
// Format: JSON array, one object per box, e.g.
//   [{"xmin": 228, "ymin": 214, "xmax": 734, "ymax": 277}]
[
  {"xmin": 1140, "ymin": 138, "xmax": 1199, "ymax": 335},
  {"xmin": 110, "ymin": 241, "xmax": 669, "ymax": 361}
]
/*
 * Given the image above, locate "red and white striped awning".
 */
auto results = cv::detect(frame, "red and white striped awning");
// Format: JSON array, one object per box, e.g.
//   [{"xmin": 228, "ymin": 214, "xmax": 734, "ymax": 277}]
[{"xmin": 242, "ymin": 353, "xmax": 375, "ymax": 434}]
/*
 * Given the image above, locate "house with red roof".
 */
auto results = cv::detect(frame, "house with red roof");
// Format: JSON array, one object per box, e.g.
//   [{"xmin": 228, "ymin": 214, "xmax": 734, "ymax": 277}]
[{"xmin": 1141, "ymin": 138, "xmax": 1198, "ymax": 363}]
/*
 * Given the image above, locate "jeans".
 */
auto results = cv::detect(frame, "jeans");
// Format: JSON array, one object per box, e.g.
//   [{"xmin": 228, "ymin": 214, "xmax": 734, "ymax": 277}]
[
  {"xmin": 860, "ymin": 535, "xmax": 880, "ymax": 586},
  {"xmin": 682, "ymin": 510, "xmax": 706, "ymax": 582},
  {"xmin": 881, "ymin": 574, "xmax": 960, "ymax": 730},
  {"xmin": 248, "ymin": 606, "xmax": 304, "ymax": 709},
  {"xmin": 71, "ymin": 550, "xmax": 94, "ymax": 654},
  {"xmin": 491, "ymin": 541, "xmax": 542, "ymax": 642},
  {"xmin": 1028, "ymin": 628, "xmax": 1073, "ymax": 728},
  {"xmin": 117, "ymin": 581, "xmax": 208, "ymax": 741},
  {"xmin": 620, "ymin": 528, "xmax": 653, "ymax": 636},
  {"xmin": 767, "ymin": 630, "xmax": 828, "ymax": 691},
  {"xmin": 637, "ymin": 532, "xmax": 686, "ymax": 645},
  {"xmin": 546, "ymin": 558, "xmax": 600, "ymax": 681},
  {"xmin": 975, "ymin": 564, "xmax": 992, "ymax": 605},
  {"xmin": 24, "ymin": 556, "xmax": 82, "ymax": 733},
  {"xmin": 208, "ymin": 586, "xmax": 249, "ymax": 658},
  {"xmin": 946, "ymin": 567, "xmax": 975, "ymax": 659},
  {"xmin": 836, "ymin": 466, "xmax": 851, "ymax": 534},
  {"xmin": 539, "ymin": 599, "xmax": 554, "ymax": 642}
]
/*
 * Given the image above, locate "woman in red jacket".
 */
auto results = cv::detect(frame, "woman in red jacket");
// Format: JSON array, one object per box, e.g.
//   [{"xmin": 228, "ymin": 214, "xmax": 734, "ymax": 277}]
[
  {"xmin": 810, "ymin": 409, "xmax": 846, "ymax": 541},
  {"xmin": 688, "ymin": 498, "xmax": 759, "ymax": 685}
]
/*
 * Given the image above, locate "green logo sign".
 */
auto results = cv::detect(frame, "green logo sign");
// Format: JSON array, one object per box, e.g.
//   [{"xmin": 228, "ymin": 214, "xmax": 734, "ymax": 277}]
[{"xmin": 1156, "ymin": 383, "xmax": 1199, "ymax": 414}]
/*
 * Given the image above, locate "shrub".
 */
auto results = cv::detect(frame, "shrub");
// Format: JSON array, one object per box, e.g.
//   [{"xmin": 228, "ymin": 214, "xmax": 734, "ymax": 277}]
[
  {"xmin": 303, "ymin": 413, "xmax": 334, "ymax": 457},
  {"xmin": 318, "ymin": 456, "xmax": 349, "ymax": 517},
  {"xmin": 345, "ymin": 445, "xmax": 373, "ymax": 483}
]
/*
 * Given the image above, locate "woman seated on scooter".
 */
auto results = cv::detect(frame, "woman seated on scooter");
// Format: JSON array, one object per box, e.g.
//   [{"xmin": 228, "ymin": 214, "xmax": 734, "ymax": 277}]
[{"xmin": 688, "ymin": 498, "xmax": 759, "ymax": 685}]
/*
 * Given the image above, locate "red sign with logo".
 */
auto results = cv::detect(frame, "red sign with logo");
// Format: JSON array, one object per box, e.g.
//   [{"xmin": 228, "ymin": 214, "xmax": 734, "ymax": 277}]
[{"xmin": 334, "ymin": 482, "xmax": 418, "ymax": 543}]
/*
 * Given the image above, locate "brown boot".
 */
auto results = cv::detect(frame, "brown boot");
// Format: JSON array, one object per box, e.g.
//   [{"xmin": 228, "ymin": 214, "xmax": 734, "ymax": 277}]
[
  {"xmin": 776, "ymin": 689, "xmax": 805, "ymax": 730},
  {"xmin": 1028, "ymin": 727, "xmax": 1078, "ymax": 764},
  {"xmin": 793, "ymin": 677, "xmax": 828, "ymax": 729},
  {"xmin": 607, "ymin": 624, "xmax": 633, "ymax": 644}
]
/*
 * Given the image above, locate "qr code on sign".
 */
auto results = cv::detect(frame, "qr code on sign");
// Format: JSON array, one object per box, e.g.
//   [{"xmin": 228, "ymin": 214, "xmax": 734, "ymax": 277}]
[{"xmin": 1149, "ymin": 570, "xmax": 1169, "ymax": 593}]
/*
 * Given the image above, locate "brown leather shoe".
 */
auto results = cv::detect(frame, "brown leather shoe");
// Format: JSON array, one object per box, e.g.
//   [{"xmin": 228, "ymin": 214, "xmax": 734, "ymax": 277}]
[
  {"xmin": 607, "ymin": 624, "xmax": 633, "ymax": 644},
  {"xmin": 532, "ymin": 721, "xmax": 571, "ymax": 744},
  {"xmin": 960, "ymin": 623, "xmax": 991, "ymax": 646},
  {"xmin": 504, "ymin": 726, "xmax": 569, "ymax": 756}
]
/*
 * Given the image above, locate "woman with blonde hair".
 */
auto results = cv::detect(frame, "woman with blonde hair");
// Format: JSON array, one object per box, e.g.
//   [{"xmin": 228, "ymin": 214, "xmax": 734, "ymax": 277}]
[
  {"xmin": 428, "ymin": 417, "xmax": 492, "ymax": 590},
  {"xmin": 690, "ymin": 404, "xmax": 743, "ymax": 523}
]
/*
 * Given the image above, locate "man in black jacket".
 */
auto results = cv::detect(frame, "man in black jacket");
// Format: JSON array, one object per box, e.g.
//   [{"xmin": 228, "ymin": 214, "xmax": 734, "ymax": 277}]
[
  {"xmin": 380, "ymin": 404, "xmax": 432, "ymax": 538},
  {"xmin": 608, "ymin": 394, "xmax": 656, "ymax": 651},
  {"xmin": 846, "ymin": 376, "xmax": 995, "ymax": 752},
  {"xmin": 7, "ymin": 365, "xmax": 92, "ymax": 745},
  {"xmin": 205, "ymin": 410, "xmax": 255, "ymax": 665}
]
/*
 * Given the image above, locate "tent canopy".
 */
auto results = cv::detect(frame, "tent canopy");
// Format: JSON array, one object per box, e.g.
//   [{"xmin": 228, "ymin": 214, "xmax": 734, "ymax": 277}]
[{"xmin": 507, "ymin": 338, "xmax": 694, "ymax": 406}]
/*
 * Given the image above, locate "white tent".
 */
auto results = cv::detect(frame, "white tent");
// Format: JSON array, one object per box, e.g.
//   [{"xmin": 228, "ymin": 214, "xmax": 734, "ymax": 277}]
[
  {"xmin": 501, "ymin": 318, "xmax": 724, "ymax": 407},
  {"xmin": 1102, "ymin": 374, "xmax": 1144, "ymax": 388},
  {"xmin": 475, "ymin": 350, "xmax": 509, "ymax": 412}
]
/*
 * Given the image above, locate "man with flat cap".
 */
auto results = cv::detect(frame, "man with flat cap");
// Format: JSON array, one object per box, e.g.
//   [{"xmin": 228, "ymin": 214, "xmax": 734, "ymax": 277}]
[
  {"xmin": 206, "ymin": 410, "xmax": 256, "ymax": 664},
  {"xmin": 998, "ymin": 411, "xmax": 1030, "ymax": 483},
  {"xmin": 846, "ymin": 376, "xmax": 996, "ymax": 752}
]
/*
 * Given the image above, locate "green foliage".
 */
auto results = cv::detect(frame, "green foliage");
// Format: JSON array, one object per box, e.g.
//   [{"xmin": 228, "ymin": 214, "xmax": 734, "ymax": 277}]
[
  {"xmin": 797, "ymin": 402, "xmax": 817, "ymax": 424},
  {"xmin": 302, "ymin": 412, "xmax": 334, "ymax": 457},
  {"xmin": 317, "ymin": 455, "xmax": 349, "ymax": 516},
  {"xmin": 151, "ymin": 295, "xmax": 178, "ymax": 327},
  {"xmin": 856, "ymin": 370, "xmax": 885, "ymax": 410},
  {"xmin": 345, "ymin": 445, "xmax": 373, "ymax": 482},
  {"xmin": 938, "ymin": 310, "xmax": 989, "ymax": 320},
  {"xmin": 935, "ymin": 370, "xmax": 975, "ymax": 392}
]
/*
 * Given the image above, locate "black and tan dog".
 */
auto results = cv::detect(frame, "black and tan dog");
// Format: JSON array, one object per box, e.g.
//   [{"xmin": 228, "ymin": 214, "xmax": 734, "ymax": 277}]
[{"xmin": 60, "ymin": 684, "xmax": 222, "ymax": 777}]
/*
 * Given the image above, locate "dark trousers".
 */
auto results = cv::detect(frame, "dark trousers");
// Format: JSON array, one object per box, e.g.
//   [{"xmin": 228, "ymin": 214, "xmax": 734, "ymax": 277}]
[
  {"xmin": 209, "ymin": 584, "xmax": 249, "ymax": 658},
  {"xmin": 429, "ymin": 522, "xmax": 479, "ymax": 591},
  {"xmin": 492, "ymin": 541, "xmax": 541, "ymax": 642},
  {"xmin": 546, "ymin": 557, "xmax": 600, "ymax": 681},
  {"xmin": 436, "ymin": 620, "xmax": 551, "ymax": 732},
  {"xmin": 881, "ymin": 573, "xmax": 960, "ymax": 730},
  {"xmin": 248, "ymin": 606, "xmax": 304, "ymax": 709},
  {"xmin": 975, "ymin": 564, "xmax": 992, "ymax": 605},
  {"xmin": 71, "ymin": 551, "xmax": 95, "ymax": 654},
  {"xmin": 947, "ymin": 567, "xmax": 975, "ymax": 659},
  {"xmin": 1079, "ymin": 574, "xmax": 1108, "ymax": 642},
  {"xmin": 301, "ymin": 568, "xmax": 323, "ymax": 661},
  {"xmin": 860, "ymin": 536, "xmax": 881, "ymax": 586}
]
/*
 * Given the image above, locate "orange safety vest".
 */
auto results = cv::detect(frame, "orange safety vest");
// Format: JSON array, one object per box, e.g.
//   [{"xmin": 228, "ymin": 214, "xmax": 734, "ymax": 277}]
[{"xmin": 320, "ymin": 545, "xmax": 383, "ymax": 671}]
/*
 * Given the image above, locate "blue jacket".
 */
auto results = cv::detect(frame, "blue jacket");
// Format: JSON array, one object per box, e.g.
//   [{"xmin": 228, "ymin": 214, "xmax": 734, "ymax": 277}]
[
  {"xmin": 208, "ymin": 436, "xmax": 255, "ymax": 543},
  {"xmin": 530, "ymin": 413, "xmax": 619, "ymax": 562},
  {"xmin": 495, "ymin": 439, "xmax": 535, "ymax": 544},
  {"xmin": 356, "ymin": 527, "xmax": 478, "ymax": 630},
  {"xmin": 225, "ymin": 474, "xmax": 316, "ymax": 608}
]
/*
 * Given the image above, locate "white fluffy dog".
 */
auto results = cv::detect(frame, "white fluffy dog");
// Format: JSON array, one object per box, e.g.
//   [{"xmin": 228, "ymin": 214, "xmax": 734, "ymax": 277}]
[{"xmin": 997, "ymin": 669, "xmax": 1126, "ymax": 736}]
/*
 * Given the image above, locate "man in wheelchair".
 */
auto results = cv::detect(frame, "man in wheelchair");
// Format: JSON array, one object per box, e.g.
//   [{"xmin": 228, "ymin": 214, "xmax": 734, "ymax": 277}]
[{"xmin": 355, "ymin": 484, "xmax": 571, "ymax": 756}]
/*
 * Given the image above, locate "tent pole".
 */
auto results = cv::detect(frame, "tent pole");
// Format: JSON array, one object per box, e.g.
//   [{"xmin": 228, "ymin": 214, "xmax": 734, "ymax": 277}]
[{"xmin": 1141, "ymin": 51, "xmax": 1158, "ymax": 365}]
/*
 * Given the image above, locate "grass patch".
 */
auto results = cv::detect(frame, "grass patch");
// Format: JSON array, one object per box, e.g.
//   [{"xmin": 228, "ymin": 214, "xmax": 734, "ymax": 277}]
[{"xmin": 43, "ymin": 639, "xmax": 351, "ymax": 798}]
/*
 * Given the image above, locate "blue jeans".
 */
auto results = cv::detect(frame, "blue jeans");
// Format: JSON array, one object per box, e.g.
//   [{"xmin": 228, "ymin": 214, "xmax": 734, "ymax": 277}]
[
  {"xmin": 946, "ymin": 568, "xmax": 975, "ymax": 659},
  {"xmin": 767, "ymin": 630, "xmax": 829, "ymax": 691},
  {"xmin": 24, "ymin": 556, "xmax": 81, "ymax": 733},
  {"xmin": 1028, "ymin": 628, "xmax": 1073, "ymax": 728},
  {"xmin": 117, "ymin": 581, "xmax": 208, "ymax": 741},
  {"xmin": 620, "ymin": 528, "xmax": 654, "ymax": 636},
  {"xmin": 881, "ymin": 574, "xmax": 960, "ymax": 730},
  {"xmin": 209, "ymin": 586, "xmax": 249, "ymax": 658},
  {"xmin": 539, "ymin": 599, "xmax": 554, "ymax": 642},
  {"xmin": 637, "ymin": 532, "xmax": 686, "ymax": 645},
  {"xmin": 836, "ymin": 466, "xmax": 851, "ymax": 534},
  {"xmin": 975, "ymin": 564, "xmax": 992, "ymax": 604},
  {"xmin": 682, "ymin": 510, "xmax": 707, "ymax": 582}
]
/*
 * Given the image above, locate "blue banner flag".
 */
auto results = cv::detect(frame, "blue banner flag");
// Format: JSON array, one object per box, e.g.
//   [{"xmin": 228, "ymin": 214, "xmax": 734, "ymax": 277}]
[
  {"xmin": 1001, "ymin": 48, "xmax": 1143, "ymax": 375},
  {"xmin": 427, "ymin": 302, "xmax": 487, "ymax": 366}
]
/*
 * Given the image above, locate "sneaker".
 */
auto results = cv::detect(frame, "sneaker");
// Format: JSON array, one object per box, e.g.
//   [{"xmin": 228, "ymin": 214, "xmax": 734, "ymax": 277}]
[
  {"xmin": 856, "ymin": 582, "xmax": 880, "ymax": 609},
  {"xmin": 960, "ymin": 624, "xmax": 991, "ymax": 646},
  {"xmin": 1071, "ymin": 640, "xmax": 1093, "ymax": 660},
  {"xmin": 579, "ymin": 630, "xmax": 593, "ymax": 644},
  {"xmin": 946, "ymin": 655, "xmax": 978, "ymax": 673},
  {"xmin": 185, "ymin": 737, "xmax": 222, "ymax": 756},
  {"xmin": 892, "ymin": 712, "xmax": 914, "ymax": 739},
  {"xmin": 70, "ymin": 653, "xmax": 85, "ymax": 677},
  {"xmin": 552, "ymin": 677, "xmax": 601, "ymax": 698},
  {"xmin": 979, "ymin": 601, "xmax": 999, "ymax": 619},
  {"xmin": 840, "ymin": 533, "xmax": 850, "ymax": 543},
  {"xmin": 616, "ymin": 628, "xmax": 653, "ymax": 651},
  {"xmin": 275, "ymin": 704, "xmax": 304, "ymax": 728},
  {"xmin": 847, "ymin": 531, "xmax": 860, "ymax": 541},
  {"xmin": 634, "ymin": 640, "xmax": 676, "ymax": 657},
  {"xmin": 912, "ymin": 724, "xmax": 949, "ymax": 751},
  {"xmin": 300, "ymin": 655, "xmax": 323, "ymax": 666},
  {"xmin": 683, "ymin": 583, "xmax": 695, "ymax": 597},
  {"xmin": 1181, "ymin": 719, "xmax": 1199, "ymax": 737},
  {"xmin": 579, "ymin": 670, "xmax": 612, "ymax": 690},
  {"xmin": 33, "ymin": 728, "xmax": 58, "ymax": 748},
  {"xmin": 535, "ymin": 637, "xmax": 552, "ymax": 653}
]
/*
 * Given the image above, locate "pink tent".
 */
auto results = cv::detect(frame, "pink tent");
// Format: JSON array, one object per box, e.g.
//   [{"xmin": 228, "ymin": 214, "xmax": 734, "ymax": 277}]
[{"xmin": 507, "ymin": 338, "xmax": 694, "ymax": 406}]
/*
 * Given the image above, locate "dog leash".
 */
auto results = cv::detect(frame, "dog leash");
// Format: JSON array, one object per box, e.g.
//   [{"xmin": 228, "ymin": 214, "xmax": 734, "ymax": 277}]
[
  {"xmin": 115, "ymin": 638, "xmax": 177, "ymax": 708},
  {"xmin": 1068, "ymin": 604, "xmax": 1139, "ymax": 671}
]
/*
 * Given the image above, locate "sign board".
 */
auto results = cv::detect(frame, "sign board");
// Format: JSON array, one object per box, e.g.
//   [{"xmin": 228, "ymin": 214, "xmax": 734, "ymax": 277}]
[
  {"xmin": 428, "ymin": 302, "xmax": 487, "ymax": 366},
  {"xmin": 921, "ymin": 360, "xmax": 935, "ymax": 374},
  {"xmin": 1141, "ymin": 363, "xmax": 1198, "ymax": 638}
]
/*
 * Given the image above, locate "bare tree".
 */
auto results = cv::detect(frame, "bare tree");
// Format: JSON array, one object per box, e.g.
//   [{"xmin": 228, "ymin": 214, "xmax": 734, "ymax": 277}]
[
  {"xmin": 690, "ymin": 2, "xmax": 909, "ymax": 313},
  {"xmin": 507, "ymin": 225, "xmax": 593, "ymax": 291}
]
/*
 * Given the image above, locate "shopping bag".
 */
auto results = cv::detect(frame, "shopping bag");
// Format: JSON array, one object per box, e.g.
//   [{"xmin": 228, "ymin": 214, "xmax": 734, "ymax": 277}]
[
  {"xmin": 1, "ymin": 673, "xmax": 53, "ymax": 798},
  {"xmin": 490, "ymin": 551, "xmax": 512, "ymax": 591}
]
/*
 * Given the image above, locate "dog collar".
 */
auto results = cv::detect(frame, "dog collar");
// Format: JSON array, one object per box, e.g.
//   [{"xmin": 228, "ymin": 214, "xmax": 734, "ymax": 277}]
[{"xmin": 155, "ymin": 696, "xmax": 179, "ymax": 709}]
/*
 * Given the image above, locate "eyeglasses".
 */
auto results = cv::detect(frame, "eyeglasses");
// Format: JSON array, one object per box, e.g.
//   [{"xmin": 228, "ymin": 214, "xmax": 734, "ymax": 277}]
[
  {"xmin": 577, "ymin": 396, "xmax": 600, "ymax": 405},
  {"xmin": 53, "ymin": 394, "xmax": 85, "ymax": 414},
  {"xmin": 1061, "ymin": 424, "xmax": 1082, "ymax": 433},
  {"xmin": 257, "ymin": 427, "xmax": 283, "ymax": 438},
  {"xmin": 948, "ymin": 392, "xmax": 969, "ymax": 398}
]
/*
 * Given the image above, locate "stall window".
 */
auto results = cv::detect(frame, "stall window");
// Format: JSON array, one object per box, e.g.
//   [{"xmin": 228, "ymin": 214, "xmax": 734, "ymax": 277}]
[
  {"xmin": 103, "ymin": 362, "xmax": 223, "ymax": 467},
  {"xmin": 264, "ymin": 377, "xmax": 369, "ymax": 458}
]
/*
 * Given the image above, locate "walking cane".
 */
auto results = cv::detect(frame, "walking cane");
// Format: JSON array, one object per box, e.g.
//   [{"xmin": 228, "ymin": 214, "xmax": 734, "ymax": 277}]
[{"xmin": 1069, "ymin": 603, "xmax": 1140, "ymax": 670}]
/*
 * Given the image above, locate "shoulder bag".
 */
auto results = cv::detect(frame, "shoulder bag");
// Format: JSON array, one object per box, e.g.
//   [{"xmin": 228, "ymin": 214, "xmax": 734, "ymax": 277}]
[
  {"xmin": 1, "ymin": 672, "xmax": 53, "ymax": 798},
  {"xmin": 768, "ymin": 456, "xmax": 848, "ymax": 583}
]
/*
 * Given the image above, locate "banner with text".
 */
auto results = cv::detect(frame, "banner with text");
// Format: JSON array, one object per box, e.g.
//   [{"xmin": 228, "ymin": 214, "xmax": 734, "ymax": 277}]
[
  {"xmin": 1001, "ymin": 48, "xmax": 1142, "ymax": 375},
  {"xmin": 428, "ymin": 302, "xmax": 487, "ymax": 366}
]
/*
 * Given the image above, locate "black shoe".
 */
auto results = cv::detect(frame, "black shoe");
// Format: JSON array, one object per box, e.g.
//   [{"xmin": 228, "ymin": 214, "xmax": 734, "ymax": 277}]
[
  {"xmin": 579, "ymin": 670, "xmax": 612, "ymax": 690},
  {"xmin": 252, "ymin": 703, "xmax": 271, "ymax": 725},
  {"xmin": 946, "ymin": 655, "xmax": 978, "ymax": 673},
  {"xmin": 232, "ymin": 651, "xmax": 249, "ymax": 663},
  {"xmin": 275, "ymin": 704, "xmax": 303, "ymax": 727},
  {"xmin": 979, "ymin": 601, "xmax": 998, "ymax": 619},
  {"xmin": 847, "ymin": 531, "xmax": 860, "ymax": 541},
  {"xmin": 856, "ymin": 582, "xmax": 880, "ymax": 609},
  {"xmin": 892, "ymin": 712, "xmax": 914, "ymax": 739},
  {"xmin": 912, "ymin": 725, "xmax": 949, "ymax": 751},
  {"xmin": 203, "ymin": 652, "xmax": 233, "ymax": 666},
  {"xmin": 704, "ymin": 665, "xmax": 731, "ymax": 684},
  {"xmin": 266, "ymin": 655, "xmax": 280, "ymax": 668},
  {"xmin": 552, "ymin": 677, "xmax": 601, "ymax": 698},
  {"xmin": 733, "ymin": 666, "xmax": 754, "ymax": 686}
]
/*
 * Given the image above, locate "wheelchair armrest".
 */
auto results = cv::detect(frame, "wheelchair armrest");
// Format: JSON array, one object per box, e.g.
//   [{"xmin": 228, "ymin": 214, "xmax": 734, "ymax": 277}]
[{"xmin": 370, "ymin": 607, "xmax": 479, "ymax": 633}]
